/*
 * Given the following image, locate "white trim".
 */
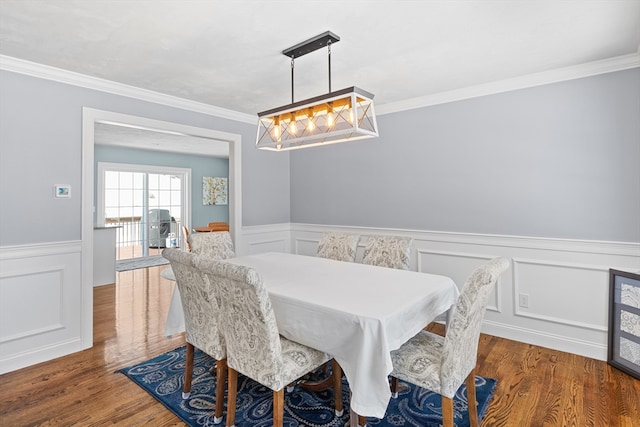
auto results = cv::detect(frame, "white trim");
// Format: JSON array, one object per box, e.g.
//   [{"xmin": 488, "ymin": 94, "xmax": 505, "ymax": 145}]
[
  {"xmin": 416, "ymin": 249, "xmax": 502, "ymax": 313},
  {"xmin": 2, "ymin": 53, "xmax": 638, "ymax": 120},
  {"xmin": 0, "ymin": 241, "xmax": 82, "ymax": 260},
  {"xmin": 512, "ymin": 258, "xmax": 611, "ymax": 331},
  {"xmin": 0, "ymin": 241, "xmax": 84, "ymax": 374},
  {"xmin": 291, "ymin": 223, "xmax": 640, "ymax": 257},
  {"xmin": 377, "ymin": 53, "xmax": 640, "ymax": 115},
  {"xmin": 82, "ymin": 108, "xmax": 243, "ymax": 353},
  {"xmin": 482, "ymin": 320, "xmax": 607, "ymax": 361},
  {"xmin": 0, "ymin": 55, "xmax": 255, "ymax": 124}
]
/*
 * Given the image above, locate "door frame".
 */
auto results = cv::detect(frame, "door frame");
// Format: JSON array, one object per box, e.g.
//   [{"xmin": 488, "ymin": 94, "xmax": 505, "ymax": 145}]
[{"xmin": 81, "ymin": 107, "xmax": 242, "ymax": 349}]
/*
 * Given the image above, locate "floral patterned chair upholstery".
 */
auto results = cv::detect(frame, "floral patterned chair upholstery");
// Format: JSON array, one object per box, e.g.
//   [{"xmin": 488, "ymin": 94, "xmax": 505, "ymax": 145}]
[
  {"xmin": 361, "ymin": 235, "xmax": 412, "ymax": 270},
  {"xmin": 193, "ymin": 256, "xmax": 344, "ymax": 427},
  {"xmin": 188, "ymin": 231, "xmax": 235, "ymax": 259},
  {"xmin": 162, "ymin": 248, "xmax": 227, "ymax": 424},
  {"xmin": 389, "ymin": 257, "xmax": 510, "ymax": 427},
  {"xmin": 316, "ymin": 232, "xmax": 359, "ymax": 262}
]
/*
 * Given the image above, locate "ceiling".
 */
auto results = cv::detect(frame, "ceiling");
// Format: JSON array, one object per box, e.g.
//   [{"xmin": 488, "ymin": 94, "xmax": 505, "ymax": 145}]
[
  {"xmin": 1, "ymin": 0, "xmax": 639, "ymax": 118},
  {"xmin": 94, "ymin": 122, "xmax": 230, "ymax": 157}
]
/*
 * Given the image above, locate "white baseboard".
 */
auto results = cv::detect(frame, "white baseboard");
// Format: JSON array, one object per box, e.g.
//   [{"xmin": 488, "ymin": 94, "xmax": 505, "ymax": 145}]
[{"xmin": 482, "ymin": 320, "xmax": 607, "ymax": 360}]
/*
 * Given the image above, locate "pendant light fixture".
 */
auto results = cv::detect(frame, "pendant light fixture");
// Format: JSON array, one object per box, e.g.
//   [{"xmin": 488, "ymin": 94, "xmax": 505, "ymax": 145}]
[{"xmin": 256, "ymin": 31, "xmax": 379, "ymax": 151}]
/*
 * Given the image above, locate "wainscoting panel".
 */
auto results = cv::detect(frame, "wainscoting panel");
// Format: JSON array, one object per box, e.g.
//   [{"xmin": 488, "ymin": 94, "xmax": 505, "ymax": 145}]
[
  {"xmin": 0, "ymin": 242, "xmax": 83, "ymax": 374},
  {"xmin": 237, "ymin": 223, "xmax": 291, "ymax": 256},
  {"xmin": 289, "ymin": 223, "xmax": 640, "ymax": 360},
  {"xmin": 417, "ymin": 250, "xmax": 502, "ymax": 313},
  {"xmin": 513, "ymin": 258, "xmax": 610, "ymax": 331},
  {"xmin": 0, "ymin": 267, "xmax": 65, "ymax": 342}
]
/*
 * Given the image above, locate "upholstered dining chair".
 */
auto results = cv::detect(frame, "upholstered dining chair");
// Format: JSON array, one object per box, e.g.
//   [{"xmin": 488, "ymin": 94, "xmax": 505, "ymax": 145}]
[
  {"xmin": 389, "ymin": 257, "xmax": 510, "ymax": 427},
  {"xmin": 162, "ymin": 248, "xmax": 227, "ymax": 424},
  {"xmin": 182, "ymin": 225, "xmax": 191, "ymax": 252},
  {"xmin": 316, "ymin": 232, "xmax": 359, "ymax": 262},
  {"xmin": 188, "ymin": 231, "xmax": 235, "ymax": 259},
  {"xmin": 193, "ymin": 256, "xmax": 344, "ymax": 427},
  {"xmin": 361, "ymin": 235, "xmax": 412, "ymax": 270}
]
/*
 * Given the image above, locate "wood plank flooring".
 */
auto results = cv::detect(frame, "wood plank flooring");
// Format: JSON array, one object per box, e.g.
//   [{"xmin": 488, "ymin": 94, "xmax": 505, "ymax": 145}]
[{"xmin": 1, "ymin": 265, "xmax": 639, "ymax": 426}]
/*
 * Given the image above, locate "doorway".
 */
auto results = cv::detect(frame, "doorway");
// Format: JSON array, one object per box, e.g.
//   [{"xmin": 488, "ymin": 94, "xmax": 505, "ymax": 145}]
[{"xmin": 81, "ymin": 107, "xmax": 242, "ymax": 351}]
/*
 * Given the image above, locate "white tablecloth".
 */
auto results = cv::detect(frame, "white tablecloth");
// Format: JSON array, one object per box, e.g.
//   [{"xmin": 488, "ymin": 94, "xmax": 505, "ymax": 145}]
[{"xmin": 165, "ymin": 252, "xmax": 459, "ymax": 419}]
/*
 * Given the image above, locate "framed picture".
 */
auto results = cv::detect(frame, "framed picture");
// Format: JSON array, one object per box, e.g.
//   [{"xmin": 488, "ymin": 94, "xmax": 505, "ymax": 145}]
[
  {"xmin": 202, "ymin": 177, "xmax": 228, "ymax": 205},
  {"xmin": 608, "ymin": 269, "xmax": 640, "ymax": 379}
]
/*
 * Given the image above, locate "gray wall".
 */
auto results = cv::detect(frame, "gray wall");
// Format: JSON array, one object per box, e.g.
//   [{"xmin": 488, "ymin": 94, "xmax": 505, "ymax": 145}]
[
  {"xmin": 0, "ymin": 70, "xmax": 291, "ymax": 246},
  {"xmin": 94, "ymin": 145, "xmax": 230, "ymax": 226},
  {"xmin": 290, "ymin": 69, "xmax": 640, "ymax": 242}
]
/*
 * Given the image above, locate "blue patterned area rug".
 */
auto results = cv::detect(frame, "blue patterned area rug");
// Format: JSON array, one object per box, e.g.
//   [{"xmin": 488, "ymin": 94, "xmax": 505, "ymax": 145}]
[{"xmin": 118, "ymin": 346, "xmax": 497, "ymax": 427}]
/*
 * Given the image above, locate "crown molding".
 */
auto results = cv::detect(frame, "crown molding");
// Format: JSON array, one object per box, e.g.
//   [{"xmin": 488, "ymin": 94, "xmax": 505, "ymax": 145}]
[
  {"xmin": 2, "ymin": 53, "xmax": 638, "ymax": 121},
  {"xmin": 376, "ymin": 53, "xmax": 640, "ymax": 115},
  {"xmin": 0, "ymin": 55, "xmax": 256, "ymax": 124}
]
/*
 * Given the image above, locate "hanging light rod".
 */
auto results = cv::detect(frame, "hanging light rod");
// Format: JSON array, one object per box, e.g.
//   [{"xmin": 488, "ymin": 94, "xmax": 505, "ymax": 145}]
[
  {"xmin": 256, "ymin": 31, "xmax": 378, "ymax": 152},
  {"xmin": 282, "ymin": 31, "xmax": 340, "ymax": 59}
]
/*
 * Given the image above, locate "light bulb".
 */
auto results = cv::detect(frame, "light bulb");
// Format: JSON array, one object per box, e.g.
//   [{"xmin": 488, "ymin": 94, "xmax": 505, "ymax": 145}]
[
  {"xmin": 327, "ymin": 112, "xmax": 334, "ymax": 128},
  {"xmin": 290, "ymin": 120, "xmax": 297, "ymax": 134},
  {"xmin": 307, "ymin": 119, "xmax": 315, "ymax": 131}
]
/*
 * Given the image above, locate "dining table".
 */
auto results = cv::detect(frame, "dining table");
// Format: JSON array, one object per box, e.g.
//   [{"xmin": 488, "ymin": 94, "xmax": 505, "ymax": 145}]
[{"xmin": 164, "ymin": 251, "xmax": 459, "ymax": 425}]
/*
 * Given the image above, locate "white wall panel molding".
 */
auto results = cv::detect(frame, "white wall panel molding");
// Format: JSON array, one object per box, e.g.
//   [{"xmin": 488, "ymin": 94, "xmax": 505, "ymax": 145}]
[
  {"xmin": 0, "ymin": 242, "xmax": 83, "ymax": 374},
  {"xmin": 291, "ymin": 224, "xmax": 640, "ymax": 257},
  {"xmin": 512, "ymin": 258, "xmax": 610, "ymax": 332},
  {"xmin": 0, "ymin": 241, "xmax": 82, "ymax": 260},
  {"xmin": 238, "ymin": 224, "xmax": 291, "ymax": 256},
  {"xmin": 416, "ymin": 250, "xmax": 502, "ymax": 313},
  {"xmin": 378, "ymin": 53, "xmax": 640, "ymax": 115},
  {"xmin": 0, "ymin": 265, "xmax": 66, "ymax": 343},
  {"xmin": 290, "ymin": 223, "xmax": 639, "ymax": 360},
  {"xmin": 0, "ymin": 55, "xmax": 255, "ymax": 124}
]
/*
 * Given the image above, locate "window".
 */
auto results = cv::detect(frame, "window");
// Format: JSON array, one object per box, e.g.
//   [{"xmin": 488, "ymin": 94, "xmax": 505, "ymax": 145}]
[{"xmin": 98, "ymin": 163, "xmax": 191, "ymax": 260}]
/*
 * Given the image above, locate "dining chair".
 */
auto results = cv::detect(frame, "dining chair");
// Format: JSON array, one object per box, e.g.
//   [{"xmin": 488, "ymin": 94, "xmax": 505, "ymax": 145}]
[
  {"xmin": 389, "ymin": 257, "xmax": 510, "ymax": 427},
  {"xmin": 162, "ymin": 248, "xmax": 227, "ymax": 424},
  {"xmin": 207, "ymin": 221, "xmax": 230, "ymax": 232},
  {"xmin": 361, "ymin": 235, "xmax": 412, "ymax": 270},
  {"xmin": 182, "ymin": 225, "xmax": 191, "ymax": 252},
  {"xmin": 188, "ymin": 230, "xmax": 235, "ymax": 259},
  {"xmin": 316, "ymin": 232, "xmax": 359, "ymax": 262},
  {"xmin": 193, "ymin": 256, "xmax": 344, "ymax": 427}
]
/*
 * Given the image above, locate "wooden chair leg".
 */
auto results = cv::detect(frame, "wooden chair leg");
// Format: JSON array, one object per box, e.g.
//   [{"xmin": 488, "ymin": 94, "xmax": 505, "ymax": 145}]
[
  {"xmin": 332, "ymin": 359, "xmax": 344, "ymax": 416},
  {"xmin": 182, "ymin": 343, "xmax": 194, "ymax": 399},
  {"xmin": 466, "ymin": 369, "xmax": 479, "ymax": 427},
  {"xmin": 273, "ymin": 388, "xmax": 285, "ymax": 427},
  {"xmin": 390, "ymin": 376, "xmax": 399, "ymax": 397},
  {"xmin": 442, "ymin": 395, "xmax": 454, "ymax": 427},
  {"xmin": 226, "ymin": 367, "xmax": 238, "ymax": 427},
  {"xmin": 213, "ymin": 358, "xmax": 227, "ymax": 424}
]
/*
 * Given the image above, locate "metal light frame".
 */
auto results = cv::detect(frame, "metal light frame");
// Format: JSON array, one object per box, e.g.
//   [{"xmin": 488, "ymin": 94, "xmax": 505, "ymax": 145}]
[{"xmin": 256, "ymin": 31, "xmax": 379, "ymax": 151}]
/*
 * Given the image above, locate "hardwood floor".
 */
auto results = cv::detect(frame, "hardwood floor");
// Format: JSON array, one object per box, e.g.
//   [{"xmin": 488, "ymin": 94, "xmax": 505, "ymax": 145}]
[{"xmin": 1, "ymin": 266, "xmax": 639, "ymax": 426}]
